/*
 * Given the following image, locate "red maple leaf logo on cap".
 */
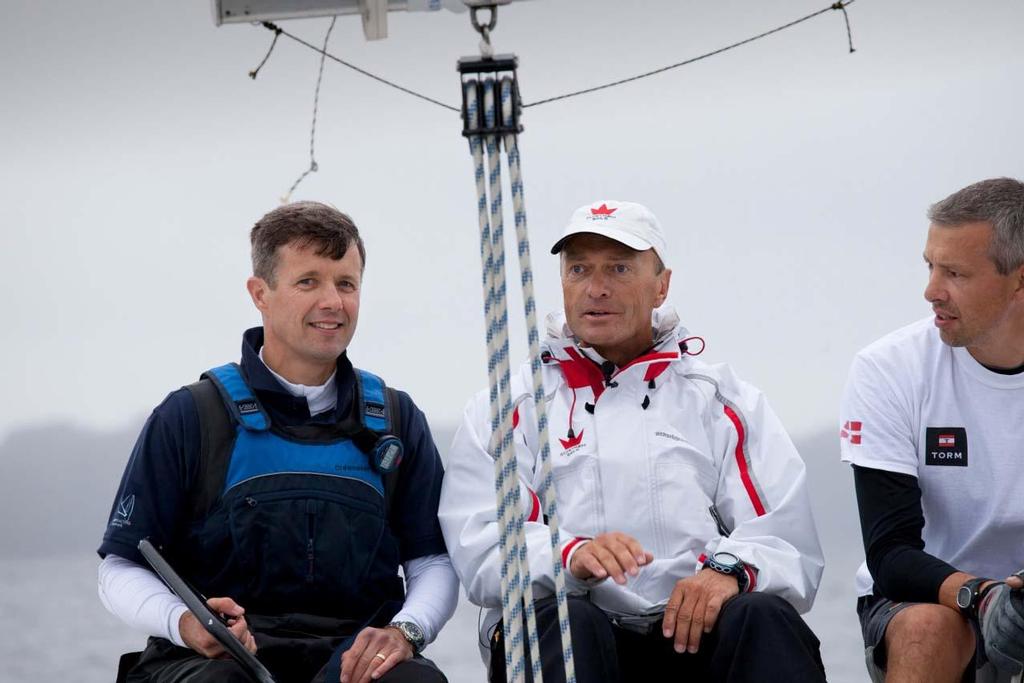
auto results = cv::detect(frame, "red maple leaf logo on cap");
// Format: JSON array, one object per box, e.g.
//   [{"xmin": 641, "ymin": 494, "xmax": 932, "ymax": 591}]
[{"xmin": 590, "ymin": 203, "xmax": 617, "ymax": 216}]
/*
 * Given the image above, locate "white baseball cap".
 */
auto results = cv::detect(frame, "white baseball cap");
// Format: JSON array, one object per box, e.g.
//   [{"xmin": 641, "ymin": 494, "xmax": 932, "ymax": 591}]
[{"xmin": 550, "ymin": 200, "xmax": 667, "ymax": 265}]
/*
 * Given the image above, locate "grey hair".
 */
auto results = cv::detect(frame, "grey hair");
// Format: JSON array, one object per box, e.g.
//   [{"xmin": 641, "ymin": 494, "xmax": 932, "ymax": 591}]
[{"xmin": 928, "ymin": 177, "xmax": 1024, "ymax": 275}]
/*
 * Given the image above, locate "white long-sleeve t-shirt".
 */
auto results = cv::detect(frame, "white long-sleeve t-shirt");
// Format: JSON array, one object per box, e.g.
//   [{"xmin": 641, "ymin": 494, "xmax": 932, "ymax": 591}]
[{"xmin": 98, "ymin": 552, "xmax": 458, "ymax": 646}]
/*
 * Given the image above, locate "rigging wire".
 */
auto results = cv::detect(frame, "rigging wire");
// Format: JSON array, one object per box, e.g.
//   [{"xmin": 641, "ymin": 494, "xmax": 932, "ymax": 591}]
[
  {"xmin": 248, "ymin": 23, "xmax": 282, "ymax": 79},
  {"xmin": 282, "ymin": 17, "xmax": 337, "ymax": 203},
  {"xmin": 256, "ymin": 20, "xmax": 460, "ymax": 113},
  {"xmin": 834, "ymin": 1, "xmax": 856, "ymax": 53},
  {"xmin": 253, "ymin": 0, "xmax": 856, "ymax": 112},
  {"xmin": 525, "ymin": 0, "xmax": 857, "ymax": 108}
]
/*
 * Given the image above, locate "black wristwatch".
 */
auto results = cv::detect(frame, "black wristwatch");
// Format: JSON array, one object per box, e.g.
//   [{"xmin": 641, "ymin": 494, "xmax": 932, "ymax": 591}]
[
  {"xmin": 956, "ymin": 577, "xmax": 992, "ymax": 621},
  {"xmin": 388, "ymin": 620, "xmax": 425, "ymax": 654},
  {"xmin": 702, "ymin": 551, "xmax": 749, "ymax": 593}
]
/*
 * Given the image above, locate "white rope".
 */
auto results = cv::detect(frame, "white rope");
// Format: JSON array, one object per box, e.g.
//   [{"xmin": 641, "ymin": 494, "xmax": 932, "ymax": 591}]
[
  {"xmin": 500, "ymin": 77, "xmax": 577, "ymax": 683},
  {"xmin": 464, "ymin": 74, "xmax": 575, "ymax": 683},
  {"xmin": 483, "ymin": 79, "xmax": 546, "ymax": 683},
  {"xmin": 465, "ymin": 80, "xmax": 530, "ymax": 683}
]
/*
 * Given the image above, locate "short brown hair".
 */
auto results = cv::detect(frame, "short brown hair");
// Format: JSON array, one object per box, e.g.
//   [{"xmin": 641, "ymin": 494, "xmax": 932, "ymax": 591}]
[{"xmin": 250, "ymin": 201, "xmax": 366, "ymax": 285}]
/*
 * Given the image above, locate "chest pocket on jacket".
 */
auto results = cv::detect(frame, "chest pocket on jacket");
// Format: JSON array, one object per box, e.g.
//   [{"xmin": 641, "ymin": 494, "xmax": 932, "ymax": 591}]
[
  {"xmin": 226, "ymin": 473, "xmax": 388, "ymax": 614},
  {"xmin": 650, "ymin": 431, "xmax": 718, "ymax": 558}
]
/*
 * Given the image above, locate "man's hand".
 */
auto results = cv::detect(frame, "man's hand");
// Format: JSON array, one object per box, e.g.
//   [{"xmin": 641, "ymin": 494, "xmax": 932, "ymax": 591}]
[
  {"xmin": 568, "ymin": 532, "xmax": 653, "ymax": 585},
  {"xmin": 661, "ymin": 568, "xmax": 740, "ymax": 654},
  {"xmin": 981, "ymin": 577, "xmax": 1024, "ymax": 675},
  {"xmin": 340, "ymin": 626, "xmax": 414, "ymax": 683},
  {"xmin": 179, "ymin": 597, "xmax": 256, "ymax": 659}
]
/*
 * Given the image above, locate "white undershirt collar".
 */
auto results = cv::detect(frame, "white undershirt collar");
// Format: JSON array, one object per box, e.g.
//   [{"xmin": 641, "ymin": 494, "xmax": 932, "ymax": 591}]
[{"xmin": 258, "ymin": 348, "xmax": 338, "ymax": 416}]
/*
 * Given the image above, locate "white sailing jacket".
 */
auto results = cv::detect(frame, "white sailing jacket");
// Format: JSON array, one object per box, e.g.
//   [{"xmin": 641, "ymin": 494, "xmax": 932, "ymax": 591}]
[{"xmin": 439, "ymin": 308, "xmax": 823, "ymax": 631}]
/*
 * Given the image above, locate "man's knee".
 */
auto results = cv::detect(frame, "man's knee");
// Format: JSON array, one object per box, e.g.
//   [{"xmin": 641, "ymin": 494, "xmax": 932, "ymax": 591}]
[
  {"xmin": 155, "ymin": 657, "xmax": 253, "ymax": 683},
  {"xmin": 885, "ymin": 603, "xmax": 975, "ymax": 662},
  {"xmin": 718, "ymin": 592, "xmax": 810, "ymax": 633},
  {"xmin": 709, "ymin": 593, "xmax": 824, "ymax": 681},
  {"xmin": 198, "ymin": 660, "xmax": 254, "ymax": 683},
  {"xmin": 381, "ymin": 657, "xmax": 448, "ymax": 683},
  {"xmin": 127, "ymin": 643, "xmax": 254, "ymax": 683}
]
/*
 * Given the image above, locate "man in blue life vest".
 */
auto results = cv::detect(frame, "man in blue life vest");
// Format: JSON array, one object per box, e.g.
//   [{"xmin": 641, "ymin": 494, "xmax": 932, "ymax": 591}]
[{"xmin": 98, "ymin": 202, "xmax": 458, "ymax": 683}]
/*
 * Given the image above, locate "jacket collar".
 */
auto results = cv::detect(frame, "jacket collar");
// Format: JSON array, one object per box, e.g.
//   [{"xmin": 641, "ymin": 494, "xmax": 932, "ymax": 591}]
[
  {"xmin": 239, "ymin": 327, "xmax": 355, "ymax": 424},
  {"xmin": 542, "ymin": 306, "xmax": 688, "ymax": 395}
]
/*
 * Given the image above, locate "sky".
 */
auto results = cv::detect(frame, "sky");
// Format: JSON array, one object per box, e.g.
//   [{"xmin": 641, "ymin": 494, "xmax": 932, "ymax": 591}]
[{"xmin": 2, "ymin": 0, "xmax": 1022, "ymax": 443}]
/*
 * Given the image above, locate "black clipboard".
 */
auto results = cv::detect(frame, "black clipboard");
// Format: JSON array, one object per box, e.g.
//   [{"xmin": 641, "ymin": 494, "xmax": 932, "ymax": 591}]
[{"xmin": 138, "ymin": 538, "xmax": 277, "ymax": 683}]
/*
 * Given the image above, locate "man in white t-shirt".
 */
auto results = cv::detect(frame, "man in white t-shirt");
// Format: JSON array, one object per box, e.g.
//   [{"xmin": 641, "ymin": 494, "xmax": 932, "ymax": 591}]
[{"xmin": 840, "ymin": 177, "xmax": 1024, "ymax": 683}]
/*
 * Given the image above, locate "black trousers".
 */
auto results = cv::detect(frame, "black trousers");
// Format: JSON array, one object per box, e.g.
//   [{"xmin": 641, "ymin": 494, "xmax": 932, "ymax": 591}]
[
  {"xmin": 127, "ymin": 613, "xmax": 447, "ymax": 683},
  {"xmin": 127, "ymin": 640, "xmax": 444, "ymax": 683},
  {"xmin": 490, "ymin": 594, "xmax": 826, "ymax": 683}
]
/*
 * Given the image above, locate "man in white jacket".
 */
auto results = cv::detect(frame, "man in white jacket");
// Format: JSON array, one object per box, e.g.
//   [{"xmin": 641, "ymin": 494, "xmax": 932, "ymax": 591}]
[{"xmin": 439, "ymin": 200, "xmax": 826, "ymax": 682}]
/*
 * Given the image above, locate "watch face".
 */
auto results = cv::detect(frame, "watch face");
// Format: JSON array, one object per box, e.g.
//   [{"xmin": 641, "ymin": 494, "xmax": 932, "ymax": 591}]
[
  {"xmin": 713, "ymin": 552, "xmax": 740, "ymax": 568},
  {"xmin": 403, "ymin": 622, "xmax": 424, "ymax": 641},
  {"xmin": 956, "ymin": 585, "xmax": 973, "ymax": 609},
  {"xmin": 391, "ymin": 620, "xmax": 424, "ymax": 651}
]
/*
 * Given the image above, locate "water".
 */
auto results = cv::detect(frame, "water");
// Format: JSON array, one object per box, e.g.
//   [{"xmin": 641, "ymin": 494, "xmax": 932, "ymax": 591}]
[{"xmin": 0, "ymin": 553, "xmax": 867, "ymax": 682}]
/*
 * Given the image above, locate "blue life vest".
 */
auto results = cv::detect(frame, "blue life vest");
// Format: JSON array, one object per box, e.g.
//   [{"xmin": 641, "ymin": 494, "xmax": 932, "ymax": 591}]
[{"xmin": 174, "ymin": 363, "xmax": 406, "ymax": 621}]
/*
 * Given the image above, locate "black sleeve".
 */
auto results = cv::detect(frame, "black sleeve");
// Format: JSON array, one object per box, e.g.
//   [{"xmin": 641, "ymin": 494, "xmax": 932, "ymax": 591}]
[
  {"xmin": 390, "ymin": 390, "xmax": 449, "ymax": 563},
  {"xmin": 853, "ymin": 463, "xmax": 958, "ymax": 603}
]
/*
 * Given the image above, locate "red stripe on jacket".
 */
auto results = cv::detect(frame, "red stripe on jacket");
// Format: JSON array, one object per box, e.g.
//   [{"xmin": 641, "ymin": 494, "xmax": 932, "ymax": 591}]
[
  {"xmin": 723, "ymin": 405, "xmax": 767, "ymax": 516},
  {"xmin": 527, "ymin": 488, "xmax": 541, "ymax": 522}
]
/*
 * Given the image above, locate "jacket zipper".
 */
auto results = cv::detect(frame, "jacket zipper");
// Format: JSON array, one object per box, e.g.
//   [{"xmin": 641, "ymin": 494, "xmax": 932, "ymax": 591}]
[{"xmin": 306, "ymin": 499, "xmax": 317, "ymax": 583}]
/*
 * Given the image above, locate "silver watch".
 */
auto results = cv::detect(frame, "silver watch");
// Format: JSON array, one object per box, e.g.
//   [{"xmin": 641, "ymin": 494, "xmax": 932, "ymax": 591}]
[{"xmin": 388, "ymin": 620, "xmax": 425, "ymax": 654}]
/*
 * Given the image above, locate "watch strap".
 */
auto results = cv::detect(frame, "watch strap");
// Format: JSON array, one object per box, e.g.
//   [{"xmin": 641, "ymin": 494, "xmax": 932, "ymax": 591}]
[
  {"xmin": 957, "ymin": 577, "xmax": 990, "ymax": 620},
  {"xmin": 976, "ymin": 580, "xmax": 1004, "ymax": 618},
  {"xmin": 703, "ymin": 553, "xmax": 749, "ymax": 593},
  {"xmin": 387, "ymin": 620, "xmax": 425, "ymax": 654}
]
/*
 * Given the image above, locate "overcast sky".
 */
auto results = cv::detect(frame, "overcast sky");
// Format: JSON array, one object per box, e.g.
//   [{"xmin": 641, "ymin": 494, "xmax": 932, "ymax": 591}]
[{"xmin": 2, "ymin": 0, "xmax": 1022, "ymax": 444}]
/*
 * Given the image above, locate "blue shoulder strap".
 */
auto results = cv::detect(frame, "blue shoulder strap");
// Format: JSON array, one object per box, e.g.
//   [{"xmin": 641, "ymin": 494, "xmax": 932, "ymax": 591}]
[
  {"xmin": 354, "ymin": 369, "xmax": 391, "ymax": 433},
  {"xmin": 201, "ymin": 363, "xmax": 270, "ymax": 432}
]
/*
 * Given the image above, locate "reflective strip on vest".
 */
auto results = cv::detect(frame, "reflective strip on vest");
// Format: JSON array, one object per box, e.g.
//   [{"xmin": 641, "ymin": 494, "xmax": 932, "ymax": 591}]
[{"xmin": 357, "ymin": 369, "xmax": 389, "ymax": 433}]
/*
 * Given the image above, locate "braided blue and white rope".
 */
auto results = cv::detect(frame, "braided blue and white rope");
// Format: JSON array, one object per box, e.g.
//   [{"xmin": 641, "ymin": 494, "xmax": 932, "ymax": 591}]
[
  {"xmin": 501, "ymin": 77, "xmax": 577, "ymax": 683},
  {"xmin": 464, "ymin": 74, "xmax": 575, "ymax": 683},
  {"xmin": 483, "ymin": 79, "xmax": 545, "ymax": 683},
  {"xmin": 466, "ymin": 79, "xmax": 541, "ymax": 683},
  {"xmin": 465, "ymin": 81, "xmax": 525, "ymax": 683}
]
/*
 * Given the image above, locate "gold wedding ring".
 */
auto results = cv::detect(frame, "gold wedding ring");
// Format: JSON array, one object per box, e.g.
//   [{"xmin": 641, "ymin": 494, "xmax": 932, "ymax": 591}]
[{"xmin": 374, "ymin": 652, "xmax": 387, "ymax": 662}]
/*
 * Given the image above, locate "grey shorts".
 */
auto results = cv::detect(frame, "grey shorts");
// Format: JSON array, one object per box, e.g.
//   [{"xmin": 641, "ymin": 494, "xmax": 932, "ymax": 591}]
[
  {"xmin": 857, "ymin": 593, "xmax": 917, "ymax": 682},
  {"xmin": 856, "ymin": 594, "xmax": 1012, "ymax": 683}
]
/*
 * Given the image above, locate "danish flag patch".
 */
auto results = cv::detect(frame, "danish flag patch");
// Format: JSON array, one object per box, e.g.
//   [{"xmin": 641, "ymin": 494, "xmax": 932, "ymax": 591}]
[{"xmin": 841, "ymin": 420, "xmax": 862, "ymax": 445}]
